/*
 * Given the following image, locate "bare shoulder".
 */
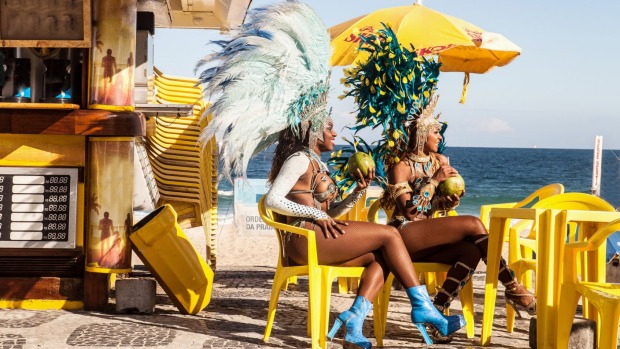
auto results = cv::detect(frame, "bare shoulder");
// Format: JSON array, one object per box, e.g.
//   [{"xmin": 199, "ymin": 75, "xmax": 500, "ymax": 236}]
[
  {"xmin": 389, "ymin": 159, "xmax": 411, "ymax": 182},
  {"xmin": 435, "ymin": 153, "xmax": 449, "ymax": 165}
]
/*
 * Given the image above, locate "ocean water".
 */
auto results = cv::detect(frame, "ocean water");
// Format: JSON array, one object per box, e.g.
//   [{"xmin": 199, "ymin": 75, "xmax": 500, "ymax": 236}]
[{"xmin": 216, "ymin": 147, "xmax": 620, "ymax": 223}]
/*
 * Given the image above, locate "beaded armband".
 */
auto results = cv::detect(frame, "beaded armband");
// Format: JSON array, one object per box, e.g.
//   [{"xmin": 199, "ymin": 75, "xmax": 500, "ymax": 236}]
[
  {"xmin": 344, "ymin": 188, "xmax": 367, "ymax": 208},
  {"xmin": 388, "ymin": 181, "xmax": 413, "ymax": 200},
  {"xmin": 411, "ymin": 178, "xmax": 438, "ymax": 213},
  {"xmin": 327, "ymin": 188, "xmax": 366, "ymax": 218}
]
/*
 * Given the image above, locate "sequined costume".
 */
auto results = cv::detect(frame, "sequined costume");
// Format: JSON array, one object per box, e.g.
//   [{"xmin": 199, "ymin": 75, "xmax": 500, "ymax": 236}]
[{"xmin": 388, "ymin": 152, "xmax": 461, "ymax": 226}]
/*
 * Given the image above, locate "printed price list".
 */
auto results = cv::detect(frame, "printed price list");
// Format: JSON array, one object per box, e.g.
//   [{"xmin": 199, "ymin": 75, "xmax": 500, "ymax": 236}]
[{"xmin": 0, "ymin": 173, "xmax": 72, "ymax": 242}]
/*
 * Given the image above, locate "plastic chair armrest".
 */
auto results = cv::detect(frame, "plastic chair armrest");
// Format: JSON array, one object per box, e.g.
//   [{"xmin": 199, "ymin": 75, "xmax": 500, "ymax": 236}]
[
  {"xmin": 272, "ymin": 222, "xmax": 319, "ymax": 267},
  {"xmin": 480, "ymin": 202, "xmax": 518, "ymax": 228},
  {"xmin": 565, "ymin": 218, "xmax": 620, "ymax": 252},
  {"xmin": 508, "ymin": 219, "xmax": 535, "ymax": 245}
]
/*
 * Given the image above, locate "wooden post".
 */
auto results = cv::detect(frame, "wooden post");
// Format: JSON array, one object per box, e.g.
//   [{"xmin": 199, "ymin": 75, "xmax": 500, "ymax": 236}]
[{"xmin": 83, "ymin": 271, "xmax": 110, "ymax": 311}]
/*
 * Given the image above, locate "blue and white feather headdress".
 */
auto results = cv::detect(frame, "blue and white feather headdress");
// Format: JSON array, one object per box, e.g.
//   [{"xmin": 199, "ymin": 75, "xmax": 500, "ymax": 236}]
[{"xmin": 197, "ymin": 1, "xmax": 331, "ymax": 181}]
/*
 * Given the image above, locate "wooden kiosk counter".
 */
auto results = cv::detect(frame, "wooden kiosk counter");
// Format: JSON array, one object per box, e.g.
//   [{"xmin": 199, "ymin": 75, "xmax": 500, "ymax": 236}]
[
  {"xmin": 0, "ymin": 106, "xmax": 145, "ymax": 310},
  {"xmin": 0, "ymin": 0, "xmax": 250, "ymax": 311}
]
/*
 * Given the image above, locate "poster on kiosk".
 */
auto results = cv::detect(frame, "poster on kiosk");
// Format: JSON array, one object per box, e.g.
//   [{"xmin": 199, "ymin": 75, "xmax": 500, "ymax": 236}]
[{"xmin": 88, "ymin": 0, "xmax": 136, "ymax": 110}]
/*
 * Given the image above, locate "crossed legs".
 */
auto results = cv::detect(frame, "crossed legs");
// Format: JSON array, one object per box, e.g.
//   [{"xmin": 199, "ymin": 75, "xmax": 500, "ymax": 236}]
[
  {"xmin": 398, "ymin": 216, "xmax": 534, "ymax": 312},
  {"xmin": 285, "ymin": 219, "xmax": 422, "ymax": 300}
]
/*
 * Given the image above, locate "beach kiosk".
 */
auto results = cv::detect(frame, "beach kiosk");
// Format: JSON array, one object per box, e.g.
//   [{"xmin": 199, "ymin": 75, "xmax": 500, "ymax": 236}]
[{"xmin": 0, "ymin": 0, "xmax": 250, "ymax": 310}]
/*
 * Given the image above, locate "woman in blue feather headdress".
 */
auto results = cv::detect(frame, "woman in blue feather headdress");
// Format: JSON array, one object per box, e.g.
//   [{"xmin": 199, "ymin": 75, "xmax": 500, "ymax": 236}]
[
  {"xmin": 343, "ymin": 24, "xmax": 536, "ymax": 343},
  {"xmin": 197, "ymin": 2, "xmax": 467, "ymax": 347}
]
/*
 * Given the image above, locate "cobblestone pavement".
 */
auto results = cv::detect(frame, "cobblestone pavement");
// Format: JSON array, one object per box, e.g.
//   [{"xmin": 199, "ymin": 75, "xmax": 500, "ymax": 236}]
[{"xmin": 0, "ymin": 227, "xmax": 537, "ymax": 349}]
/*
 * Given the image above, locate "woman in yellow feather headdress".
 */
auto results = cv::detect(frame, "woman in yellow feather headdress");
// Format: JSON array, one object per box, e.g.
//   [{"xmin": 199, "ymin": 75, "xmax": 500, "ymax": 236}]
[{"xmin": 344, "ymin": 24, "xmax": 536, "ymax": 343}]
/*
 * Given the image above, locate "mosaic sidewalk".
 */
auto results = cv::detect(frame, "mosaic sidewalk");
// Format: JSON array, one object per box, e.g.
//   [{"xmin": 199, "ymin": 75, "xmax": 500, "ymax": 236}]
[{"xmin": 0, "ymin": 227, "xmax": 537, "ymax": 349}]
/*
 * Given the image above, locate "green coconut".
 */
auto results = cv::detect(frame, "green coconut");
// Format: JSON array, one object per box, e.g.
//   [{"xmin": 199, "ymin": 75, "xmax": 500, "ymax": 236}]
[
  {"xmin": 438, "ymin": 174, "xmax": 465, "ymax": 196},
  {"xmin": 347, "ymin": 152, "xmax": 375, "ymax": 178}
]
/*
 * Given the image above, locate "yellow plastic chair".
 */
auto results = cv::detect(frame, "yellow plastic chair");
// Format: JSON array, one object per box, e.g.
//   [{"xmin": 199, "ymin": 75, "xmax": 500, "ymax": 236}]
[
  {"xmin": 501, "ymin": 192, "xmax": 615, "ymax": 332},
  {"xmin": 335, "ymin": 188, "xmax": 383, "ymax": 295},
  {"xmin": 479, "ymin": 183, "xmax": 565, "ymax": 229},
  {"xmin": 557, "ymin": 218, "xmax": 620, "ymax": 349},
  {"xmin": 366, "ymin": 200, "xmax": 475, "ymax": 346},
  {"xmin": 479, "ymin": 183, "xmax": 564, "ymax": 291},
  {"xmin": 258, "ymin": 196, "xmax": 380, "ymax": 349}
]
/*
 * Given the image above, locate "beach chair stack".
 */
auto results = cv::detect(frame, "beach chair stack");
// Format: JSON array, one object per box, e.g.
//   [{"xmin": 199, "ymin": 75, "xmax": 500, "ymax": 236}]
[{"xmin": 142, "ymin": 67, "xmax": 219, "ymax": 268}]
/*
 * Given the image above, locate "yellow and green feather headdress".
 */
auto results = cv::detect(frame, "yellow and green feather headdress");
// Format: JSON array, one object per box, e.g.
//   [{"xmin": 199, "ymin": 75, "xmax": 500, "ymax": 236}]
[{"xmin": 341, "ymin": 23, "xmax": 443, "ymax": 164}]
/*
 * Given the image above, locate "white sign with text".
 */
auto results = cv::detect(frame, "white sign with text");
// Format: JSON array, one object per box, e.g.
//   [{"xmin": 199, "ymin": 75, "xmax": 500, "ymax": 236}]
[{"xmin": 233, "ymin": 178, "xmax": 272, "ymax": 236}]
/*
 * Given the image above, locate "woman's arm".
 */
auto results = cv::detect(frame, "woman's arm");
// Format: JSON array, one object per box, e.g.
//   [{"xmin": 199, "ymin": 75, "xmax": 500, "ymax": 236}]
[
  {"xmin": 264, "ymin": 153, "xmax": 329, "ymax": 221},
  {"xmin": 431, "ymin": 153, "xmax": 463, "ymax": 211},
  {"xmin": 388, "ymin": 161, "xmax": 421, "ymax": 221},
  {"xmin": 327, "ymin": 188, "xmax": 366, "ymax": 218},
  {"xmin": 326, "ymin": 167, "xmax": 373, "ymax": 218}
]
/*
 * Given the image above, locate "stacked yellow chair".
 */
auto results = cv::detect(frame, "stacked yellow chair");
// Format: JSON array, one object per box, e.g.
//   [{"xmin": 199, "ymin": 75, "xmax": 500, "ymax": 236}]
[
  {"xmin": 258, "ymin": 196, "xmax": 379, "ymax": 349},
  {"xmin": 557, "ymin": 218, "xmax": 620, "ymax": 349},
  {"xmin": 143, "ymin": 68, "xmax": 219, "ymax": 267},
  {"xmin": 366, "ymin": 200, "xmax": 475, "ymax": 346}
]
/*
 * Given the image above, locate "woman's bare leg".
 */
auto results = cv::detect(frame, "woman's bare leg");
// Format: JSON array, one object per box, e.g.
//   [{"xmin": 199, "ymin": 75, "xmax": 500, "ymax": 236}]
[
  {"xmin": 286, "ymin": 220, "xmax": 421, "ymax": 293},
  {"xmin": 286, "ymin": 220, "xmax": 466, "ymax": 342},
  {"xmin": 399, "ymin": 215, "xmax": 534, "ymax": 311},
  {"xmin": 398, "ymin": 216, "xmax": 486, "ymax": 254},
  {"xmin": 356, "ymin": 253, "xmax": 390, "ymax": 300}
]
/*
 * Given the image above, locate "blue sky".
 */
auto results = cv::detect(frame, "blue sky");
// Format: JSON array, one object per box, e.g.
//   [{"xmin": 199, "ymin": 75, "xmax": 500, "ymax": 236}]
[{"xmin": 153, "ymin": 0, "xmax": 620, "ymax": 150}]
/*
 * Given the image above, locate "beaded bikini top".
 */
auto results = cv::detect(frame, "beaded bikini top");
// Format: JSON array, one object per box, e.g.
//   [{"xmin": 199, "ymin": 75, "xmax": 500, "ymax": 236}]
[
  {"xmin": 406, "ymin": 152, "xmax": 442, "ymax": 193},
  {"xmin": 289, "ymin": 149, "xmax": 339, "ymax": 209}
]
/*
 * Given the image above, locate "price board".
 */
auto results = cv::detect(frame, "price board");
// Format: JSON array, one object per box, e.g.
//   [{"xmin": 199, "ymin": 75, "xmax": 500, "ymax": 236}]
[{"xmin": 0, "ymin": 167, "xmax": 78, "ymax": 248}]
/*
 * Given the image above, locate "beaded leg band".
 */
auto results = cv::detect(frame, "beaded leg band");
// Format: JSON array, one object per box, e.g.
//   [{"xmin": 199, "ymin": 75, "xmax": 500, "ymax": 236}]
[
  {"xmin": 433, "ymin": 261, "xmax": 475, "ymax": 311},
  {"xmin": 473, "ymin": 234, "xmax": 516, "ymax": 285},
  {"xmin": 473, "ymin": 235, "xmax": 537, "ymax": 317}
]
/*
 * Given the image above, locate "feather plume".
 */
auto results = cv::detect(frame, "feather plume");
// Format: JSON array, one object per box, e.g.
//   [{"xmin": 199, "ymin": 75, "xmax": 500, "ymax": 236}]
[
  {"xmin": 340, "ymin": 23, "xmax": 443, "ymax": 165},
  {"xmin": 196, "ymin": 1, "xmax": 331, "ymax": 181}
]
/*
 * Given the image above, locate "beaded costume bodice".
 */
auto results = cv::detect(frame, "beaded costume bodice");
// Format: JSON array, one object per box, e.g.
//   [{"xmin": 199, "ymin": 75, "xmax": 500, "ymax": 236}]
[
  {"xmin": 406, "ymin": 152, "xmax": 442, "ymax": 196},
  {"xmin": 288, "ymin": 149, "xmax": 339, "ymax": 209}
]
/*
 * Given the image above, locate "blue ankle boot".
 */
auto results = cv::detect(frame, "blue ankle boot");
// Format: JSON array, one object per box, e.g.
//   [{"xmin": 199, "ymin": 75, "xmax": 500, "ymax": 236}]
[
  {"xmin": 406, "ymin": 285, "xmax": 466, "ymax": 345},
  {"xmin": 326, "ymin": 296, "xmax": 372, "ymax": 349}
]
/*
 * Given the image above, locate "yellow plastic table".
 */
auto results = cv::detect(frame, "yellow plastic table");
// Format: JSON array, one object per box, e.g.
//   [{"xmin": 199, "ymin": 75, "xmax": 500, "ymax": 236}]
[
  {"xmin": 480, "ymin": 208, "xmax": 548, "ymax": 346},
  {"xmin": 481, "ymin": 208, "xmax": 620, "ymax": 348}
]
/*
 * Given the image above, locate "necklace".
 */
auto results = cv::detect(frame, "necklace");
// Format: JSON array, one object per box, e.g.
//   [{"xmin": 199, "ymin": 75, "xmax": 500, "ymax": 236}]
[
  {"xmin": 306, "ymin": 148, "xmax": 329, "ymax": 172},
  {"xmin": 407, "ymin": 153, "xmax": 430, "ymax": 163}
]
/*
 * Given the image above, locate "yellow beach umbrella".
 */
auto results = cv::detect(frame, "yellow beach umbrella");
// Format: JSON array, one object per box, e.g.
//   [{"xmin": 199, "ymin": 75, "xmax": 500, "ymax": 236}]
[{"xmin": 329, "ymin": 1, "xmax": 521, "ymax": 102}]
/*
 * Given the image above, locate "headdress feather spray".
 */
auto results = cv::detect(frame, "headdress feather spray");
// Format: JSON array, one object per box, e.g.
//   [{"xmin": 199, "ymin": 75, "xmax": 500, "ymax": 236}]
[
  {"xmin": 197, "ymin": 1, "xmax": 331, "ymax": 181},
  {"xmin": 330, "ymin": 23, "xmax": 445, "ymax": 196},
  {"xmin": 342, "ymin": 23, "xmax": 442, "ymax": 166}
]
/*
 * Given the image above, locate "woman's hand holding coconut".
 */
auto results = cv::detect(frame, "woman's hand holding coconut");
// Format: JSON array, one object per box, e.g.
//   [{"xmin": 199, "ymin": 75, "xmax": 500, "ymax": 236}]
[
  {"xmin": 352, "ymin": 167, "xmax": 375, "ymax": 192},
  {"xmin": 433, "ymin": 164, "xmax": 465, "ymax": 209}
]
